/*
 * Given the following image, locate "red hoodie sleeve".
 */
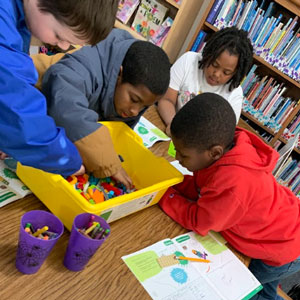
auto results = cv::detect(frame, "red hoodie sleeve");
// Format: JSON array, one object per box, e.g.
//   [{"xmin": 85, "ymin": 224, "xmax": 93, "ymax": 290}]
[
  {"xmin": 159, "ymin": 184, "xmax": 246, "ymax": 236},
  {"xmin": 172, "ymin": 175, "xmax": 199, "ymax": 200}
]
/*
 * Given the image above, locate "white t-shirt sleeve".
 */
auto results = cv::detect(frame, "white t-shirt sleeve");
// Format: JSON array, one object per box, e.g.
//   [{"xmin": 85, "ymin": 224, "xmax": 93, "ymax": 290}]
[
  {"xmin": 227, "ymin": 86, "xmax": 243, "ymax": 124},
  {"xmin": 169, "ymin": 52, "xmax": 192, "ymax": 91}
]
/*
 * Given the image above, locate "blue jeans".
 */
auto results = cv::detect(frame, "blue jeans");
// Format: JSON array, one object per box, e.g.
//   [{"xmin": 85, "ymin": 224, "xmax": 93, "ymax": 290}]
[{"xmin": 249, "ymin": 256, "xmax": 300, "ymax": 299}]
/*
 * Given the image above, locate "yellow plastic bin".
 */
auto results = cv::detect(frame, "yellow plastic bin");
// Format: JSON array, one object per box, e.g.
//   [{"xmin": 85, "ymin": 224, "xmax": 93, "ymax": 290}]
[{"xmin": 17, "ymin": 122, "xmax": 183, "ymax": 231}]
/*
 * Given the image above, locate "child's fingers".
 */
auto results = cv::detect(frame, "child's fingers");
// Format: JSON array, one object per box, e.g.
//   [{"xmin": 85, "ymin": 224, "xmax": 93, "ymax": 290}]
[
  {"xmin": 72, "ymin": 164, "xmax": 85, "ymax": 176},
  {"xmin": 0, "ymin": 151, "xmax": 8, "ymax": 160},
  {"xmin": 113, "ymin": 168, "xmax": 133, "ymax": 190}
]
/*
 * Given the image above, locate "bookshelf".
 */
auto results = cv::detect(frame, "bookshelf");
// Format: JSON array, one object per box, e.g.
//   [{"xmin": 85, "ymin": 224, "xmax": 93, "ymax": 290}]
[
  {"xmin": 114, "ymin": 0, "xmax": 204, "ymax": 63},
  {"xmin": 187, "ymin": 0, "xmax": 300, "ymax": 148},
  {"xmin": 186, "ymin": 0, "xmax": 300, "ymax": 196}
]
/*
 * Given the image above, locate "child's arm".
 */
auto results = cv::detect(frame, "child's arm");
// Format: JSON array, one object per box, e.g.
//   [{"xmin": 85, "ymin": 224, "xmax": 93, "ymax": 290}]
[
  {"xmin": 159, "ymin": 182, "xmax": 245, "ymax": 236},
  {"xmin": 171, "ymin": 175, "xmax": 199, "ymax": 201},
  {"xmin": 157, "ymin": 87, "xmax": 178, "ymax": 136},
  {"xmin": 157, "ymin": 52, "xmax": 191, "ymax": 136},
  {"xmin": 0, "ymin": 19, "xmax": 82, "ymax": 176}
]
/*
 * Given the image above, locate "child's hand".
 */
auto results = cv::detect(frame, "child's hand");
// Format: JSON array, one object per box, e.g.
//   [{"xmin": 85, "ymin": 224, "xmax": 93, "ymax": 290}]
[
  {"xmin": 0, "ymin": 151, "xmax": 8, "ymax": 160},
  {"xmin": 113, "ymin": 167, "xmax": 133, "ymax": 190},
  {"xmin": 72, "ymin": 164, "xmax": 86, "ymax": 176}
]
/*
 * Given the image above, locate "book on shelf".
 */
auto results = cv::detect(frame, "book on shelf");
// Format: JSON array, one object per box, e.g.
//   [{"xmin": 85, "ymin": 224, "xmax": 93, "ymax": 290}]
[
  {"xmin": 150, "ymin": 16, "xmax": 173, "ymax": 47},
  {"xmin": 190, "ymin": 30, "xmax": 207, "ymax": 52},
  {"xmin": 116, "ymin": 0, "xmax": 140, "ymax": 25},
  {"xmin": 122, "ymin": 231, "xmax": 262, "ymax": 300},
  {"xmin": 206, "ymin": 0, "xmax": 225, "ymax": 25},
  {"xmin": 131, "ymin": 0, "xmax": 168, "ymax": 40},
  {"xmin": 241, "ymin": 63, "xmax": 299, "ymax": 133}
]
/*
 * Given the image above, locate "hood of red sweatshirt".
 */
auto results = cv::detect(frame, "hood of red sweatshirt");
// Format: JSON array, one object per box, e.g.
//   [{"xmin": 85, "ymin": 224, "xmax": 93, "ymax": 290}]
[{"xmin": 208, "ymin": 127, "xmax": 279, "ymax": 173}]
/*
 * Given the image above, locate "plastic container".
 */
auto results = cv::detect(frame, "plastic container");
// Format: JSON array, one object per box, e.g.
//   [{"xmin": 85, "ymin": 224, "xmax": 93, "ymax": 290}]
[
  {"xmin": 63, "ymin": 213, "xmax": 110, "ymax": 271},
  {"xmin": 15, "ymin": 210, "xmax": 64, "ymax": 274},
  {"xmin": 17, "ymin": 122, "xmax": 183, "ymax": 231}
]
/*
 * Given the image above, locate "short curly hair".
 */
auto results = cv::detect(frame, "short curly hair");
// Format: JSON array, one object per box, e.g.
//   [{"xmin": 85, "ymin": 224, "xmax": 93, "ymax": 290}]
[
  {"xmin": 171, "ymin": 93, "xmax": 236, "ymax": 151},
  {"xmin": 122, "ymin": 41, "xmax": 170, "ymax": 96},
  {"xmin": 37, "ymin": 0, "xmax": 119, "ymax": 45},
  {"xmin": 199, "ymin": 27, "xmax": 253, "ymax": 91}
]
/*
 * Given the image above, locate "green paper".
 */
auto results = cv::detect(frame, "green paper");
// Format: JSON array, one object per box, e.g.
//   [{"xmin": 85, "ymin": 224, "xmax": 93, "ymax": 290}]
[
  {"xmin": 195, "ymin": 234, "xmax": 227, "ymax": 255},
  {"xmin": 124, "ymin": 251, "xmax": 162, "ymax": 282},
  {"xmin": 168, "ymin": 141, "xmax": 176, "ymax": 158}
]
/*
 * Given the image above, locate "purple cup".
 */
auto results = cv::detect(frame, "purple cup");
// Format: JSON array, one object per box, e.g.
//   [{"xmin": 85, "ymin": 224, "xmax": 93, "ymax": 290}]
[
  {"xmin": 15, "ymin": 210, "xmax": 64, "ymax": 274},
  {"xmin": 63, "ymin": 213, "xmax": 110, "ymax": 272}
]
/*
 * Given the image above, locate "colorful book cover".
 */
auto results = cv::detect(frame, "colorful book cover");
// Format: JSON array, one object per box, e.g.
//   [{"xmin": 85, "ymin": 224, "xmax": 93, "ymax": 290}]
[
  {"xmin": 150, "ymin": 16, "xmax": 173, "ymax": 47},
  {"xmin": 117, "ymin": 0, "xmax": 140, "ymax": 24},
  {"xmin": 131, "ymin": 0, "xmax": 168, "ymax": 40},
  {"xmin": 122, "ymin": 231, "xmax": 262, "ymax": 300}
]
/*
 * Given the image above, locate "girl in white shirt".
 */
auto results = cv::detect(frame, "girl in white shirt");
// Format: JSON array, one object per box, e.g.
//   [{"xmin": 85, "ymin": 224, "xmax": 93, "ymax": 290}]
[{"xmin": 158, "ymin": 27, "xmax": 253, "ymax": 135}]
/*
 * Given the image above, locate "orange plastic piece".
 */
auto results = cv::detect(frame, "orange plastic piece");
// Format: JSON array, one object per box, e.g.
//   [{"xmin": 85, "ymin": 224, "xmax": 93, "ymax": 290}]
[
  {"xmin": 87, "ymin": 188, "xmax": 94, "ymax": 198},
  {"xmin": 92, "ymin": 189, "xmax": 105, "ymax": 203}
]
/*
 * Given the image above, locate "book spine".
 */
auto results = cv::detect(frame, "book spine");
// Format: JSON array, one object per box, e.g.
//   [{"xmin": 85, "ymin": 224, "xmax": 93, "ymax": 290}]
[
  {"xmin": 242, "ymin": 0, "xmax": 258, "ymax": 32},
  {"xmin": 206, "ymin": 0, "xmax": 225, "ymax": 24},
  {"xmin": 237, "ymin": 0, "xmax": 253, "ymax": 29},
  {"xmin": 230, "ymin": 0, "xmax": 242, "ymax": 26},
  {"xmin": 248, "ymin": 8, "xmax": 261, "ymax": 37},
  {"xmin": 190, "ymin": 31, "xmax": 205, "ymax": 52},
  {"xmin": 196, "ymin": 32, "xmax": 207, "ymax": 52},
  {"xmin": 215, "ymin": 0, "xmax": 230, "ymax": 26}
]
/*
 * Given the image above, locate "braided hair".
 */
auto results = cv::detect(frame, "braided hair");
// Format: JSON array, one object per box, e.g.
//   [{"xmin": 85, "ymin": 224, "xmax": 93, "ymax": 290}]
[{"xmin": 199, "ymin": 27, "xmax": 253, "ymax": 91}]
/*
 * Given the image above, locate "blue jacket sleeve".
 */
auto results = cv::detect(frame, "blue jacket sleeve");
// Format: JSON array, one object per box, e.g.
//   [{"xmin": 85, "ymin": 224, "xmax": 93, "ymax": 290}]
[{"xmin": 0, "ymin": 9, "xmax": 82, "ymax": 177}]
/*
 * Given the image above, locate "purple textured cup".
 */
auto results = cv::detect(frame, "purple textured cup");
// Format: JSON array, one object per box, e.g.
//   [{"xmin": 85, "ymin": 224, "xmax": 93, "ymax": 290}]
[
  {"xmin": 63, "ymin": 213, "xmax": 110, "ymax": 272},
  {"xmin": 15, "ymin": 210, "xmax": 64, "ymax": 274}
]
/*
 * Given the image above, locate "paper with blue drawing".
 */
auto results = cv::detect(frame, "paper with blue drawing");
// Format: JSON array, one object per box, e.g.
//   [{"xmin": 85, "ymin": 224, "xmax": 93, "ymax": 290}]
[{"xmin": 122, "ymin": 231, "xmax": 262, "ymax": 300}]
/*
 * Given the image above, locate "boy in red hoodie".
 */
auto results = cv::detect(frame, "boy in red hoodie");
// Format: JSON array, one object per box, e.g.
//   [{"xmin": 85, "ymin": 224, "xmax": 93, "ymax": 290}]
[{"xmin": 159, "ymin": 93, "xmax": 300, "ymax": 300}]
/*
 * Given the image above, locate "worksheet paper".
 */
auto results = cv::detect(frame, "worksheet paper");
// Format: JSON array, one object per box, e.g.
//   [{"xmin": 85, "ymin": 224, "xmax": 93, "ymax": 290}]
[
  {"xmin": 134, "ymin": 116, "xmax": 170, "ymax": 148},
  {"xmin": 122, "ymin": 231, "xmax": 262, "ymax": 300}
]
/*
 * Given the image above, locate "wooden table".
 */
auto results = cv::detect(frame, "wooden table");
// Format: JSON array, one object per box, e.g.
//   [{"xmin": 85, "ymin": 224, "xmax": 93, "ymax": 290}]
[{"xmin": 0, "ymin": 105, "xmax": 249, "ymax": 300}]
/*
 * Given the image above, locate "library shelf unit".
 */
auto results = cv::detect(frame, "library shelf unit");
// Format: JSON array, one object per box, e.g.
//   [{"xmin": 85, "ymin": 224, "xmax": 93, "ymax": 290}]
[
  {"xmin": 187, "ymin": 0, "xmax": 300, "ymax": 154},
  {"xmin": 114, "ymin": 0, "xmax": 204, "ymax": 63}
]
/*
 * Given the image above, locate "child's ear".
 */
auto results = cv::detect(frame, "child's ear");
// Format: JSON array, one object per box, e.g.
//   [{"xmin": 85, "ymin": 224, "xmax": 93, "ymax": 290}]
[
  {"xmin": 209, "ymin": 145, "xmax": 224, "ymax": 161},
  {"xmin": 117, "ymin": 66, "xmax": 123, "ymax": 84},
  {"xmin": 118, "ymin": 66, "xmax": 123, "ymax": 78}
]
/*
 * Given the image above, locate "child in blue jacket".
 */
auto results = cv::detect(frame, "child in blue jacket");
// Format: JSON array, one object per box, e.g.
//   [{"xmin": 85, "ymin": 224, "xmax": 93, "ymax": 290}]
[{"xmin": 0, "ymin": 0, "xmax": 118, "ymax": 176}]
